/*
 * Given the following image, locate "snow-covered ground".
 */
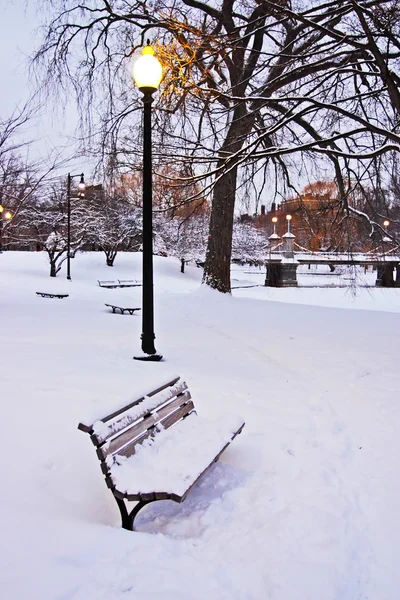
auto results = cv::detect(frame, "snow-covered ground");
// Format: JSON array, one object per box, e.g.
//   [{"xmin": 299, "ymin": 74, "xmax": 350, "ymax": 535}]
[{"xmin": 1, "ymin": 251, "xmax": 399, "ymax": 600}]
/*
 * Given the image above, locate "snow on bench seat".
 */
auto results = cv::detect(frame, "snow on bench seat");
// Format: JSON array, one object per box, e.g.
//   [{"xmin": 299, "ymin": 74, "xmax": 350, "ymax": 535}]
[{"xmin": 109, "ymin": 412, "xmax": 244, "ymax": 500}]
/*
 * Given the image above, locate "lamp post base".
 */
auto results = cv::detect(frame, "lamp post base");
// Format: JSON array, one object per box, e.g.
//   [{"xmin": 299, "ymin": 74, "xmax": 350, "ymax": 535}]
[{"xmin": 134, "ymin": 353, "xmax": 163, "ymax": 362}]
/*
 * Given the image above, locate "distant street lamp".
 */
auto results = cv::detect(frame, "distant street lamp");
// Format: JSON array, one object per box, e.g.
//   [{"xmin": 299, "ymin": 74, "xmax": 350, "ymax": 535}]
[
  {"xmin": 66, "ymin": 173, "xmax": 85, "ymax": 280},
  {"xmin": 272, "ymin": 216, "xmax": 278, "ymax": 235},
  {"xmin": 132, "ymin": 42, "xmax": 163, "ymax": 361},
  {"xmin": 286, "ymin": 214, "xmax": 292, "ymax": 233},
  {"xmin": 383, "ymin": 219, "xmax": 390, "ymax": 241},
  {"xmin": 0, "ymin": 205, "xmax": 13, "ymax": 252}
]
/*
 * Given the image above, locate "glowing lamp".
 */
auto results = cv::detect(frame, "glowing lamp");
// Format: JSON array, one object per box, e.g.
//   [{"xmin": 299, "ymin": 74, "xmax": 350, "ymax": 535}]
[
  {"xmin": 133, "ymin": 43, "xmax": 163, "ymax": 92},
  {"xmin": 78, "ymin": 173, "xmax": 86, "ymax": 192}
]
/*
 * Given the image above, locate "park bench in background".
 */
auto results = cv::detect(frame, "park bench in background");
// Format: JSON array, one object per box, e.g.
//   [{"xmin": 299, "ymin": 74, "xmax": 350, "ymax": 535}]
[
  {"xmin": 36, "ymin": 292, "xmax": 69, "ymax": 299},
  {"xmin": 105, "ymin": 303, "xmax": 141, "ymax": 315},
  {"xmin": 117, "ymin": 279, "xmax": 142, "ymax": 287},
  {"xmin": 98, "ymin": 279, "xmax": 142, "ymax": 288},
  {"xmin": 98, "ymin": 280, "xmax": 119, "ymax": 288},
  {"xmin": 78, "ymin": 376, "xmax": 245, "ymax": 531}
]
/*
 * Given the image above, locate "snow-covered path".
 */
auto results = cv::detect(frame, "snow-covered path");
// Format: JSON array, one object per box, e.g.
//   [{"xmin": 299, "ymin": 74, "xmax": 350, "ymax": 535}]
[{"xmin": 1, "ymin": 251, "xmax": 399, "ymax": 599}]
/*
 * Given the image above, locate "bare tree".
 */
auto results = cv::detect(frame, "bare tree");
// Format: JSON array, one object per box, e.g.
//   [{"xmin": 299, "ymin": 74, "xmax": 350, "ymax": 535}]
[
  {"xmin": 32, "ymin": 1, "xmax": 400, "ymax": 292},
  {"xmin": 15, "ymin": 181, "xmax": 89, "ymax": 276},
  {"xmin": 84, "ymin": 185, "xmax": 142, "ymax": 266},
  {"xmin": 154, "ymin": 209, "xmax": 209, "ymax": 272}
]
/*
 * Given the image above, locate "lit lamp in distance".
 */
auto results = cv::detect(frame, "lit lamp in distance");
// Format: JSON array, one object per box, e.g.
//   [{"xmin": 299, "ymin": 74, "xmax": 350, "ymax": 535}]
[
  {"xmin": 132, "ymin": 41, "xmax": 163, "ymax": 361},
  {"xmin": 272, "ymin": 216, "xmax": 278, "ymax": 235},
  {"xmin": 383, "ymin": 219, "xmax": 391, "ymax": 243},
  {"xmin": 285, "ymin": 214, "xmax": 292, "ymax": 233},
  {"xmin": 0, "ymin": 205, "xmax": 13, "ymax": 252}
]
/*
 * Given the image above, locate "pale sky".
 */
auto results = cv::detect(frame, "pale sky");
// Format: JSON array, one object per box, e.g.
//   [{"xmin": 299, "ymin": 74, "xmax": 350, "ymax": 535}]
[
  {"xmin": 0, "ymin": 0, "xmax": 87, "ymax": 172},
  {"xmin": 0, "ymin": 1, "xmax": 35, "ymax": 118}
]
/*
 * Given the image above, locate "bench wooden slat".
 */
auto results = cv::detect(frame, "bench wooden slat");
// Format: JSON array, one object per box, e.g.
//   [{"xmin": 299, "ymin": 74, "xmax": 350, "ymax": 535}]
[
  {"xmin": 96, "ymin": 392, "xmax": 193, "ymax": 460},
  {"xmin": 89, "ymin": 378, "xmax": 187, "ymax": 443},
  {"xmin": 96, "ymin": 392, "xmax": 191, "ymax": 459},
  {"xmin": 115, "ymin": 399, "xmax": 195, "ymax": 461},
  {"xmin": 155, "ymin": 399, "xmax": 194, "ymax": 432},
  {"xmin": 78, "ymin": 376, "xmax": 181, "ymax": 434}
]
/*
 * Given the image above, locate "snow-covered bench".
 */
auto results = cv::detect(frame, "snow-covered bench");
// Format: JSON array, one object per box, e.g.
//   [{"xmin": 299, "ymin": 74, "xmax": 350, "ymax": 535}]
[
  {"xmin": 105, "ymin": 303, "xmax": 141, "ymax": 315},
  {"xmin": 98, "ymin": 279, "xmax": 142, "ymax": 288},
  {"xmin": 98, "ymin": 280, "xmax": 119, "ymax": 288},
  {"xmin": 77, "ymin": 376, "xmax": 245, "ymax": 531},
  {"xmin": 117, "ymin": 279, "xmax": 142, "ymax": 287},
  {"xmin": 36, "ymin": 292, "xmax": 69, "ymax": 299}
]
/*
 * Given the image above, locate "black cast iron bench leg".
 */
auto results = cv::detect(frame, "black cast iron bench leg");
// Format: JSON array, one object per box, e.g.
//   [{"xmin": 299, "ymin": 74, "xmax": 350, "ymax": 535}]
[{"xmin": 114, "ymin": 495, "xmax": 162, "ymax": 531}]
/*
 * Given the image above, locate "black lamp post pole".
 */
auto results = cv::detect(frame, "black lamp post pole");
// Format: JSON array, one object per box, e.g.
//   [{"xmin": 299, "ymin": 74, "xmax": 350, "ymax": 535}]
[
  {"xmin": 66, "ymin": 172, "xmax": 85, "ymax": 281},
  {"xmin": 67, "ymin": 173, "xmax": 72, "ymax": 280},
  {"xmin": 135, "ymin": 88, "xmax": 162, "ymax": 361}
]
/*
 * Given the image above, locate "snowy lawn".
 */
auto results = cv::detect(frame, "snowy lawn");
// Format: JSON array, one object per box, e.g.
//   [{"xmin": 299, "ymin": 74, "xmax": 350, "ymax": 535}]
[{"xmin": 1, "ymin": 251, "xmax": 400, "ymax": 600}]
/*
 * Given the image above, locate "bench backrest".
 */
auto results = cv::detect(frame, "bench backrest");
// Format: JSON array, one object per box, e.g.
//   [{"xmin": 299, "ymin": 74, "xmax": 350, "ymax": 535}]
[{"xmin": 78, "ymin": 377, "xmax": 194, "ymax": 476}]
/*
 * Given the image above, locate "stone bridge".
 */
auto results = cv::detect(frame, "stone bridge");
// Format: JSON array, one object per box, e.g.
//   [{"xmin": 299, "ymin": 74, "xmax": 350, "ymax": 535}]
[{"xmin": 265, "ymin": 249, "xmax": 400, "ymax": 288}]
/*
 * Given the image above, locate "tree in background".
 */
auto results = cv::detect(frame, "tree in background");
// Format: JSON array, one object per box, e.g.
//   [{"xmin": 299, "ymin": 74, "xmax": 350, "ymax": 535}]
[
  {"xmin": 84, "ymin": 184, "xmax": 142, "ymax": 266},
  {"xmin": 15, "ymin": 181, "xmax": 89, "ymax": 276},
  {"xmin": 154, "ymin": 210, "xmax": 209, "ymax": 273},
  {"xmin": 0, "ymin": 108, "xmax": 44, "ymax": 249},
  {"xmin": 232, "ymin": 220, "xmax": 269, "ymax": 266}
]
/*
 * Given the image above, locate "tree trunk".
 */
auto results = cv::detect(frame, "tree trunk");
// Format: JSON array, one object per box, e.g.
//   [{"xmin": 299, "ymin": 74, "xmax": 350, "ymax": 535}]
[
  {"xmin": 50, "ymin": 261, "xmax": 57, "ymax": 277},
  {"xmin": 203, "ymin": 105, "xmax": 256, "ymax": 293},
  {"xmin": 180, "ymin": 258, "xmax": 185, "ymax": 273},
  {"xmin": 104, "ymin": 248, "xmax": 117, "ymax": 266},
  {"xmin": 203, "ymin": 164, "xmax": 237, "ymax": 293}
]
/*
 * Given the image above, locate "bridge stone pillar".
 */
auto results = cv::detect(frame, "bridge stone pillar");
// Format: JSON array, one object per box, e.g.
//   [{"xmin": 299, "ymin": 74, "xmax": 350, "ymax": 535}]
[
  {"xmin": 280, "ymin": 262, "xmax": 298, "ymax": 287},
  {"xmin": 282, "ymin": 232, "xmax": 295, "ymax": 258},
  {"xmin": 265, "ymin": 261, "xmax": 298, "ymax": 287},
  {"xmin": 265, "ymin": 262, "xmax": 282, "ymax": 286},
  {"xmin": 395, "ymin": 264, "xmax": 400, "ymax": 287},
  {"xmin": 376, "ymin": 263, "xmax": 395, "ymax": 287},
  {"xmin": 268, "ymin": 232, "xmax": 281, "ymax": 248}
]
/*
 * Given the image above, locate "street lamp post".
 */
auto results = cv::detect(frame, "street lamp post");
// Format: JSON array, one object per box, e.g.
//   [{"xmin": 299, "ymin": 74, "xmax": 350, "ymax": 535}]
[
  {"xmin": 133, "ymin": 42, "xmax": 163, "ymax": 361},
  {"xmin": 268, "ymin": 216, "xmax": 280, "ymax": 248},
  {"xmin": 283, "ymin": 214, "xmax": 295, "ymax": 258},
  {"xmin": 66, "ymin": 173, "xmax": 85, "ymax": 280}
]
